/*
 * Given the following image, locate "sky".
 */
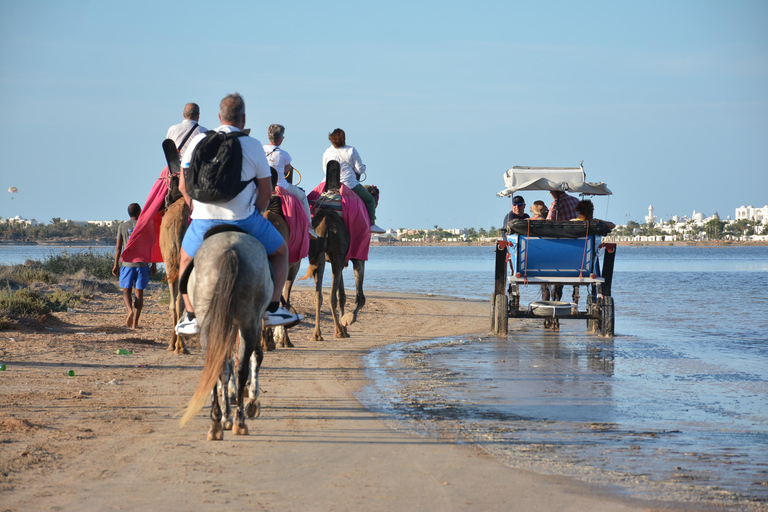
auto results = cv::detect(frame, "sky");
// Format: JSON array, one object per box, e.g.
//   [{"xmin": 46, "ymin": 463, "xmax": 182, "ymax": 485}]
[{"xmin": 1, "ymin": 0, "xmax": 766, "ymax": 230}]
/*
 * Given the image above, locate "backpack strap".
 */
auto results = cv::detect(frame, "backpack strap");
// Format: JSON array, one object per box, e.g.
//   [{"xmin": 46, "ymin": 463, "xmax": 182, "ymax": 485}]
[{"xmin": 177, "ymin": 122, "xmax": 199, "ymax": 152}]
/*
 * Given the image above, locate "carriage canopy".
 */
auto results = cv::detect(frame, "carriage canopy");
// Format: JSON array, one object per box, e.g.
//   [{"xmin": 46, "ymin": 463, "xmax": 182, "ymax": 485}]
[{"xmin": 497, "ymin": 164, "xmax": 612, "ymax": 197}]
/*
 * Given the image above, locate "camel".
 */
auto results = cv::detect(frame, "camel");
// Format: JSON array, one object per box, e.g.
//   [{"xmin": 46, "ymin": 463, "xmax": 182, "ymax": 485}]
[
  {"xmin": 179, "ymin": 229, "xmax": 272, "ymax": 440},
  {"xmin": 300, "ymin": 161, "xmax": 372, "ymax": 341},
  {"xmin": 159, "ymin": 197, "xmax": 190, "ymax": 354}
]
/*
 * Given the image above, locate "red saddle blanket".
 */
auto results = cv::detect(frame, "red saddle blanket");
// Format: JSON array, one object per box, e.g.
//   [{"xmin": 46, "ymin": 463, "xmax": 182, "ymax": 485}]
[
  {"xmin": 307, "ymin": 182, "xmax": 370, "ymax": 264},
  {"xmin": 275, "ymin": 186, "xmax": 310, "ymax": 263},
  {"xmin": 121, "ymin": 166, "xmax": 170, "ymax": 264}
]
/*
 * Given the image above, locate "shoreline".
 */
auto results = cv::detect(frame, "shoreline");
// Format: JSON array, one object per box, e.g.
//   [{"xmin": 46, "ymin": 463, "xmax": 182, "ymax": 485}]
[{"xmin": 0, "ymin": 285, "xmax": 729, "ymax": 511}]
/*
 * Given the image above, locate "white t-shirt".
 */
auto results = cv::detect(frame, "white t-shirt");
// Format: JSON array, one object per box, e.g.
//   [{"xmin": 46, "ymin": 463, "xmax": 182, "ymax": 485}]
[
  {"xmin": 166, "ymin": 119, "xmax": 207, "ymax": 159},
  {"xmin": 263, "ymin": 144, "xmax": 292, "ymax": 188},
  {"xmin": 322, "ymin": 145, "xmax": 366, "ymax": 188},
  {"xmin": 181, "ymin": 125, "xmax": 271, "ymax": 220}
]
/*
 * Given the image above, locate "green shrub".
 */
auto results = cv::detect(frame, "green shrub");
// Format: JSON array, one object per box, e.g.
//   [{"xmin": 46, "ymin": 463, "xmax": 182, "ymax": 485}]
[
  {"xmin": 41, "ymin": 251, "xmax": 114, "ymax": 280},
  {"xmin": 0, "ymin": 263, "xmax": 59, "ymax": 287},
  {"xmin": 0, "ymin": 287, "xmax": 51, "ymax": 321}
]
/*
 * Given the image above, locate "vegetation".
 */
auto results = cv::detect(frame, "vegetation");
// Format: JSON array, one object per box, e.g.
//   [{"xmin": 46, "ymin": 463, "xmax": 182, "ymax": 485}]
[
  {"xmin": 0, "ymin": 251, "xmax": 165, "ymax": 329},
  {"xmin": 0, "ymin": 218, "xmax": 118, "ymax": 241}
]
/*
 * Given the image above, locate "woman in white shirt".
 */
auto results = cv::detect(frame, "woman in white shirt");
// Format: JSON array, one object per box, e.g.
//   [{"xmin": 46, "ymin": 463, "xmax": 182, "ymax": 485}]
[{"xmin": 322, "ymin": 128, "xmax": 385, "ymax": 234}]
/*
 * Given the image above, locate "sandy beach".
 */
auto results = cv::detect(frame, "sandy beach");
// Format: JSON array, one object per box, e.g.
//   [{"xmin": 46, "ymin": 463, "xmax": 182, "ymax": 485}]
[{"xmin": 0, "ymin": 284, "xmax": 745, "ymax": 511}]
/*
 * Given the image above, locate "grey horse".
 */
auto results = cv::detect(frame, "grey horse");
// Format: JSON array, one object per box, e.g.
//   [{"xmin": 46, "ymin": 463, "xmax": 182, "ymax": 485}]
[{"xmin": 179, "ymin": 229, "xmax": 272, "ymax": 440}]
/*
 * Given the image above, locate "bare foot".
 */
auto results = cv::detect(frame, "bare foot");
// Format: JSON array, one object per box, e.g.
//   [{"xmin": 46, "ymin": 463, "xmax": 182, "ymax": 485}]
[{"xmin": 125, "ymin": 311, "xmax": 134, "ymax": 327}]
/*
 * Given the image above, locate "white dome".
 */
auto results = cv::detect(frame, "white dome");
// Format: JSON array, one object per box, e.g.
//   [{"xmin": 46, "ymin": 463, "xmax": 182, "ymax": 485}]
[{"xmin": 692, "ymin": 212, "xmax": 705, "ymax": 222}]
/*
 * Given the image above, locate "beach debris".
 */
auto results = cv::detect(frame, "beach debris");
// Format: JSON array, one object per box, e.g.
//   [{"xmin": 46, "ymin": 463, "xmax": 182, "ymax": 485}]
[{"xmin": 106, "ymin": 379, "xmax": 120, "ymax": 385}]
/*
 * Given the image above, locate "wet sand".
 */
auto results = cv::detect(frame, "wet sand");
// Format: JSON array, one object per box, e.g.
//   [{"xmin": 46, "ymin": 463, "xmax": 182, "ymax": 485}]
[{"xmin": 0, "ymin": 286, "xmax": 752, "ymax": 511}]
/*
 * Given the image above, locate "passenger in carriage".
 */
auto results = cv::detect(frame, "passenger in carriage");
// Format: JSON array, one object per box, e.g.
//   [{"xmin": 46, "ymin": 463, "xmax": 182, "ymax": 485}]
[
  {"xmin": 571, "ymin": 199, "xmax": 616, "ymax": 230},
  {"xmin": 263, "ymin": 123, "xmax": 317, "ymax": 239},
  {"xmin": 546, "ymin": 190, "xmax": 579, "ymax": 220},
  {"xmin": 502, "ymin": 195, "xmax": 529, "ymax": 226},
  {"xmin": 322, "ymin": 128, "xmax": 386, "ymax": 234},
  {"xmin": 530, "ymin": 200, "xmax": 548, "ymax": 220}
]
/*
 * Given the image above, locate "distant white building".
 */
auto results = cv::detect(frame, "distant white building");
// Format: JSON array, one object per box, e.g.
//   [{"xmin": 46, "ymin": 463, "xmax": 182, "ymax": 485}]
[
  {"xmin": 4, "ymin": 215, "xmax": 40, "ymax": 226},
  {"xmin": 735, "ymin": 205, "xmax": 768, "ymax": 224},
  {"xmin": 644, "ymin": 205, "xmax": 656, "ymax": 224},
  {"xmin": 88, "ymin": 220, "xmax": 117, "ymax": 227}
]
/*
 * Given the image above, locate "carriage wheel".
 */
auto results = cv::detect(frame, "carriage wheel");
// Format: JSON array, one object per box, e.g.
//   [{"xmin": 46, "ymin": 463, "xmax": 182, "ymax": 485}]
[
  {"xmin": 493, "ymin": 293, "xmax": 508, "ymax": 336},
  {"xmin": 599, "ymin": 296, "xmax": 615, "ymax": 337},
  {"xmin": 586, "ymin": 295, "xmax": 599, "ymax": 333}
]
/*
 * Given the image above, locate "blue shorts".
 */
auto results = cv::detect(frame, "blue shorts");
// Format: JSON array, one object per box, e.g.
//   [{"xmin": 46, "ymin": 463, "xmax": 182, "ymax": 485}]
[
  {"xmin": 181, "ymin": 211, "xmax": 284, "ymax": 258},
  {"xmin": 119, "ymin": 266, "xmax": 150, "ymax": 290}
]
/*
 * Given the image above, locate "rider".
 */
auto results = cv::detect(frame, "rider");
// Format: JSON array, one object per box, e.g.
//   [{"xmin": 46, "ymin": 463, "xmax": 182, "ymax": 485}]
[
  {"xmin": 174, "ymin": 93, "xmax": 302, "ymax": 335},
  {"xmin": 322, "ymin": 128, "xmax": 385, "ymax": 234},
  {"xmin": 262, "ymin": 124, "xmax": 317, "ymax": 239}
]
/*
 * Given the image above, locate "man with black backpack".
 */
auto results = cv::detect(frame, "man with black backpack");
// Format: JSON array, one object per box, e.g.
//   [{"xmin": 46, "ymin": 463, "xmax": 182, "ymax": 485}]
[
  {"xmin": 174, "ymin": 93, "xmax": 302, "ymax": 335},
  {"xmin": 166, "ymin": 102, "xmax": 207, "ymax": 159}
]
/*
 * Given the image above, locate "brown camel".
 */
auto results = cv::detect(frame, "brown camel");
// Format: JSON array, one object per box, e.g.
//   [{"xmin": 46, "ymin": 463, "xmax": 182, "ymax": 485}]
[{"xmin": 159, "ymin": 197, "xmax": 190, "ymax": 354}]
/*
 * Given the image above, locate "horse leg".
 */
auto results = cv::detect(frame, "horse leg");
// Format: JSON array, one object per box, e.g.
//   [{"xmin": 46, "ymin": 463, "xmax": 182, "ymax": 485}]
[
  {"xmin": 218, "ymin": 354, "xmax": 234, "ymax": 431},
  {"xmin": 167, "ymin": 280, "xmax": 179, "ymax": 351},
  {"xmin": 276, "ymin": 261, "xmax": 300, "ymax": 348},
  {"xmin": 342, "ymin": 259, "xmax": 365, "ymax": 326},
  {"xmin": 552, "ymin": 285, "xmax": 563, "ymax": 331},
  {"xmin": 541, "ymin": 285, "xmax": 552, "ymax": 329},
  {"xmin": 571, "ymin": 285, "xmax": 580, "ymax": 315},
  {"xmin": 243, "ymin": 323, "xmax": 264, "ymax": 421},
  {"xmin": 208, "ymin": 378, "xmax": 224, "ymax": 441},
  {"xmin": 173, "ymin": 280, "xmax": 189, "ymax": 355},
  {"xmin": 261, "ymin": 326, "xmax": 276, "ymax": 352}
]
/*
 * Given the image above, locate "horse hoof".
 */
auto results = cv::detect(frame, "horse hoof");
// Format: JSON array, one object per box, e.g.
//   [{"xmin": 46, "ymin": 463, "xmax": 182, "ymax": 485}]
[
  {"xmin": 207, "ymin": 429, "xmax": 224, "ymax": 441},
  {"xmin": 341, "ymin": 313, "xmax": 356, "ymax": 326},
  {"xmin": 311, "ymin": 334, "xmax": 324, "ymax": 341},
  {"xmin": 245, "ymin": 400, "xmax": 261, "ymax": 419},
  {"xmin": 284, "ymin": 340, "xmax": 294, "ymax": 348},
  {"xmin": 223, "ymin": 419, "xmax": 233, "ymax": 430},
  {"xmin": 232, "ymin": 424, "xmax": 249, "ymax": 436},
  {"xmin": 167, "ymin": 343, "xmax": 175, "ymax": 351}
]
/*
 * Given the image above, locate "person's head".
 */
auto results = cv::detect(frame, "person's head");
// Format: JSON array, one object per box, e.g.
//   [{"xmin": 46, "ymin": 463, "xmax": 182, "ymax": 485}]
[
  {"xmin": 127, "ymin": 203, "xmax": 141, "ymax": 219},
  {"xmin": 328, "ymin": 128, "xmax": 346, "ymax": 148},
  {"xmin": 183, "ymin": 103, "xmax": 200, "ymax": 121},
  {"xmin": 575, "ymin": 199, "xmax": 594, "ymax": 220},
  {"xmin": 219, "ymin": 93, "xmax": 246, "ymax": 129},
  {"xmin": 550, "ymin": 190, "xmax": 564, "ymax": 199},
  {"xmin": 531, "ymin": 200, "xmax": 548, "ymax": 218},
  {"xmin": 268, "ymin": 124, "xmax": 285, "ymax": 144},
  {"xmin": 511, "ymin": 195, "xmax": 525, "ymax": 215}
]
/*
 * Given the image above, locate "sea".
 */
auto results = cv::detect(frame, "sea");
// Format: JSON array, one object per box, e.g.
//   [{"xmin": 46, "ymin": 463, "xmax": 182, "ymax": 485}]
[{"xmin": 2, "ymin": 243, "xmax": 768, "ymax": 504}]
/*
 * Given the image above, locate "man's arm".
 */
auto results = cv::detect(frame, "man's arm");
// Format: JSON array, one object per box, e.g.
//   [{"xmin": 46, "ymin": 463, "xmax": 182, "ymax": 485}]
[
  {"xmin": 112, "ymin": 229, "xmax": 122, "ymax": 277},
  {"xmin": 178, "ymin": 167, "xmax": 193, "ymax": 210},
  {"xmin": 255, "ymin": 177, "xmax": 272, "ymax": 213}
]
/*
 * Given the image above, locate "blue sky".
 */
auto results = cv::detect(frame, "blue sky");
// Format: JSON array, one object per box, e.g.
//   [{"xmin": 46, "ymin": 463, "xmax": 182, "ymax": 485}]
[{"xmin": 1, "ymin": 0, "xmax": 766, "ymax": 230}]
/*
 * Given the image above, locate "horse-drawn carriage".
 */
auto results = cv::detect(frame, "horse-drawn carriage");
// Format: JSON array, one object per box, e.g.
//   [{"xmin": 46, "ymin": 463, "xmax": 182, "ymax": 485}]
[{"xmin": 491, "ymin": 165, "xmax": 617, "ymax": 336}]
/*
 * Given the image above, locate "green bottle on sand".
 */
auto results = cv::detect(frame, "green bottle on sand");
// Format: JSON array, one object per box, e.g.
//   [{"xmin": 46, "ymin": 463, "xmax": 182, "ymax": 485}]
[{"xmin": 116, "ymin": 349, "xmax": 133, "ymax": 355}]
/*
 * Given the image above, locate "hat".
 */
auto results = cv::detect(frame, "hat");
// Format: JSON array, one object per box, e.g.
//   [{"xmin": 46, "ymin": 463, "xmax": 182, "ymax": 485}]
[{"xmin": 512, "ymin": 196, "xmax": 525, "ymax": 205}]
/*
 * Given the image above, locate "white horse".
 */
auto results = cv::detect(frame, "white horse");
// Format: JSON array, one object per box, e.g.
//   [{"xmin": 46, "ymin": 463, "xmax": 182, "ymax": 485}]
[{"xmin": 179, "ymin": 228, "xmax": 272, "ymax": 440}]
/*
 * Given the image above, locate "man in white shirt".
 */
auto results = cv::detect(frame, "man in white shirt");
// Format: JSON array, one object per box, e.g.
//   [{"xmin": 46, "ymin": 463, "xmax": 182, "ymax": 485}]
[
  {"xmin": 263, "ymin": 124, "xmax": 317, "ymax": 239},
  {"xmin": 174, "ymin": 93, "xmax": 301, "ymax": 335},
  {"xmin": 166, "ymin": 103, "xmax": 208, "ymax": 159}
]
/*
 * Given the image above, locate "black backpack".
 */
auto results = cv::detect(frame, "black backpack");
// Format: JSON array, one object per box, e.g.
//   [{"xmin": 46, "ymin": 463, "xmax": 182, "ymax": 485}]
[{"xmin": 184, "ymin": 131, "xmax": 254, "ymax": 203}]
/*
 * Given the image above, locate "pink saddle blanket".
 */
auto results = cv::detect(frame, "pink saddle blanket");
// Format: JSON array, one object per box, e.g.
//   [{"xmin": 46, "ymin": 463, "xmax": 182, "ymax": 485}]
[
  {"xmin": 307, "ymin": 182, "xmax": 370, "ymax": 264},
  {"xmin": 275, "ymin": 186, "xmax": 310, "ymax": 263}
]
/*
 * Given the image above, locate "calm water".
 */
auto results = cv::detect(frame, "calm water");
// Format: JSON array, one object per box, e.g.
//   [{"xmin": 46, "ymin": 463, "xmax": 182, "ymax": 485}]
[{"xmin": 4, "ymin": 243, "xmax": 768, "ymax": 503}]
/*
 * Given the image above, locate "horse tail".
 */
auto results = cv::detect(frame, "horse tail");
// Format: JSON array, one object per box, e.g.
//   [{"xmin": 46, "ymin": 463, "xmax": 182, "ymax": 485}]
[
  {"xmin": 298, "ymin": 235, "xmax": 326, "ymax": 281},
  {"xmin": 180, "ymin": 249, "xmax": 239, "ymax": 427}
]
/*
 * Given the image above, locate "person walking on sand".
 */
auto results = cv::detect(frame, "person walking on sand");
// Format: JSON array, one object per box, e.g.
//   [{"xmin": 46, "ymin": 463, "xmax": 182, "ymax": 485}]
[
  {"xmin": 174, "ymin": 92, "xmax": 302, "ymax": 336},
  {"xmin": 112, "ymin": 203, "xmax": 157, "ymax": 329},
  {"xmin": 263, "ymin": 123, "xmax": 317, "ymax": 239},
  {"xmin": 166, "ymin": 103, "xmax": 207, "ymax": 159},
  {"xmin": 322, "ymin": 128, "xmax": 385, "ymax": 234}
]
